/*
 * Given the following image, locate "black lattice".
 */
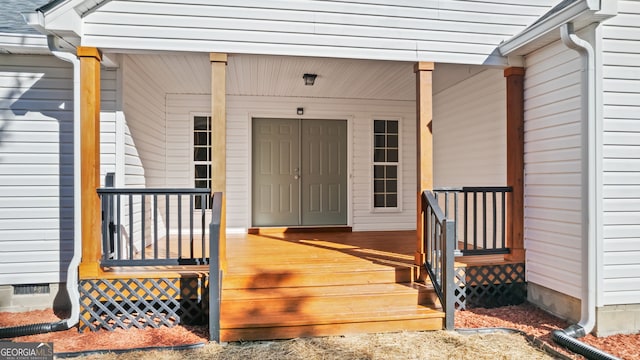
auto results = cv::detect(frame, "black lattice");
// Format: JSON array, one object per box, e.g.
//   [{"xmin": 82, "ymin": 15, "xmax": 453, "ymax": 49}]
[
  {"xmin": 79, "ymin": 276, "xmax": 207, "ymax": 332},
  {"xmin": 453, "ymin": 263, "xmax": 526, "ymax": 310}
]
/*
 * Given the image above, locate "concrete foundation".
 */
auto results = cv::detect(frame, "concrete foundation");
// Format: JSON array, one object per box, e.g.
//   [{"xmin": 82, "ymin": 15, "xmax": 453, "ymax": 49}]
[
  {"xmin": 596, "ymin": 304, "xmax": 640, "ymax": 336},
  {"xmin": 527, "ymin": 282, "xmax": 581, "ymax": 324},
  {"xmin": 0, "ymin": 283, "xmax": 70, "ymax": 313}
]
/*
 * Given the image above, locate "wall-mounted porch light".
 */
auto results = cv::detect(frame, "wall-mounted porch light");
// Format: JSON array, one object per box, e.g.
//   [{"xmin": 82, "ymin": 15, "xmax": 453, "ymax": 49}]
[
  {"xmin": 303, "ymin": 73, "xmax": 317, "ymax": 86},
  {"xmin": 297, "ymin": 107, "xmax": 304, "ymax": 115}
]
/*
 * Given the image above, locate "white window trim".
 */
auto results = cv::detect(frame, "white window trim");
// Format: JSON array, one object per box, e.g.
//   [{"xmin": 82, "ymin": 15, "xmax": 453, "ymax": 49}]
[
  {"xmin": 190, "ymin": 112, "xmax": 212, "ymax": 210},
  {"xmin": 371, "ymin": 117, "xmax": 403, "ymax": 213}
]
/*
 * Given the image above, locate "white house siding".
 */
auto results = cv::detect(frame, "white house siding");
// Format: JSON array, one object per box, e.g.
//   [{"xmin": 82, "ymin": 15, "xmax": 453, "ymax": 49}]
[
  {"xmin": 100, "ymin": 68, "xmax": 117, "ymax": 185},
  {"xmin": 121, "ymin": 55, "xmax": 165, "ymax": 187},
  {"xmin": 0, "ymin": 54, "xmax": 122, "ymax": 286},
  {"xmin": 0, "ymin": 54, "xmax": 73, "ymax": 285},
  {"xmin": 433, "ymin": 68, "xmax": 506, "ymax": 187},
  {"xmin": 80, "ymin": 0, "xmax": 556, "ymax": 64},
  {"xmin": 601, "ymin": 1, "xmax": 640, "ymax": 305},
  {"xmin": 523, "ymin": 40, "xmax": 583, "ymax": 299},
  {"xmin": 120, "ymin": 54, "xmax": 169, "ymax": 248}
]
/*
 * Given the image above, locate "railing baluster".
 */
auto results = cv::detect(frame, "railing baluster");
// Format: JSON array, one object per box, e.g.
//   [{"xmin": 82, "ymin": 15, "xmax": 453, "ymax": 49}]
[
  {"xmin": 464, "ymin": 192, "xmax": 468, "ymax": 252},
  {"xmin": 141, "ymin": 195, "xmax": 146, "ymax": 260},
  {"xmin": 482, "ymin": 191, "xmax": 487, "ymax": 250},
  {"xmin": 166, "ymin": 194, "xmax": 170, "ymax": 260},
  {"xmin": 492, "ymin": 191, "xmax": 497, "ymax": 249},
  {"xmin": 190, "ymin": 194, "xmax": 194, "ymax": 259},
  {"xmin": 153, "ymin": 194, "xmax": 159, "ymax": 260},
  {"xmin": 129, "ymin": 193, "xmax": 134, "ymax": 261},
  {"xmin": 178, "ymin": 194, "xmax": 182, "ymax": 260},
  {"xmin": 473, "ymin": 191, "xmax": 478, "ymax": 250},
  {"xmin": 116, "ymin": 194, "xmax": 121, "ymax": 260},
  {"xmin": 501, "ymin": 190, "xmax": 507, "ymax": 249},
  {"xmin": 454, "ymin": 192, "xmax": 459, "ymax": 253},
  {"xmin": 201, "ymin": 194, "xmax": 206, "ymax": 264}
]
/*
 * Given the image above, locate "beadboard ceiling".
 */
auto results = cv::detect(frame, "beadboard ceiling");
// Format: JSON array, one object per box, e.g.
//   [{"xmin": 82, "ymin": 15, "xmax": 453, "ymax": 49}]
[{"xmin": 121, "ymin": 52, "xmax": 486, "ymax": 100}]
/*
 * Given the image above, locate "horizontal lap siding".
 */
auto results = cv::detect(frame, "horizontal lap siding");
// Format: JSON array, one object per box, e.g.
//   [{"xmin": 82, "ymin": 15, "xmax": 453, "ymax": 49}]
[
  {"xmin": 524, "ymin": 41, "xmax": 583, "ymax": 299},
  {"xmin": 122, "ymin": 55, "xmax": 165, "ymax": 188},
  {"xmin": 0, "ymin": 54, "xmax": 73, "ymax": 285},
  {"xmin": 601, "ymin": 1, "xmax": 640, "ymax": 305},
  {"xmin": 101, "ymin": 68, "xmax": 117, "ymax": 185},
  {"xmin": 433, "ymin": 69, "xmax": 506, "ymax": 187},
  {"xmin": 81, "ymin": 0, "xmax": 555, "ymax": 63}
]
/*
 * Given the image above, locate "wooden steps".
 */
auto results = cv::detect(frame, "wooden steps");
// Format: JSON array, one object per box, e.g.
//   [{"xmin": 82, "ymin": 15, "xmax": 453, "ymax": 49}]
[{"xmin": 221, "ymin": 231, "xmax": 444, "ymax": 341}]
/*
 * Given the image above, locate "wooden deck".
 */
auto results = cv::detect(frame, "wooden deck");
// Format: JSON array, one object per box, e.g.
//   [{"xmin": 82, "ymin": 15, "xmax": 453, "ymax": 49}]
[
  {"xmin": 101, "ymin": 230, "xmax": 523, "ymax": 341},
  {"xmin": 219, "ymin": 230, "xmax": 444, "ymax": 341}
]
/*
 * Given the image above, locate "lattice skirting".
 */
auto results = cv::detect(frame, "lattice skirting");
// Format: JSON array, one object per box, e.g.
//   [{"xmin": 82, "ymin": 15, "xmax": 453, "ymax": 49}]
[
  {"xmin": 454, "ymin": 263, "xmax": 526, "ymax": 310},
  {"xmin": 79, "ymin": 276, "xmax": 209, "ymax": 332}
]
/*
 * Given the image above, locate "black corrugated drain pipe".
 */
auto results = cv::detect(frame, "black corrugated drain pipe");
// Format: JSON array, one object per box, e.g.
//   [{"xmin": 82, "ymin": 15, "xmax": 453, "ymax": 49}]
[
  {"xmin": 552, "ymin": 325, "xmax": 621, "ymax": 360},
  {"xmin": 0, "ymin": 320, "xmax": 70, "ymax": 339}
]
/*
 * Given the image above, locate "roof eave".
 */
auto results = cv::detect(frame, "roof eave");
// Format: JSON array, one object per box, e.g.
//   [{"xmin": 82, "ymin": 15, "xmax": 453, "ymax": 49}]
[
  {"xmin": 499, "ymin": 0, "xmax": 617, "ymax": 56},
  {"xmin": 0, "ymin": 32, "xmax": 50, "ymax": 54}
]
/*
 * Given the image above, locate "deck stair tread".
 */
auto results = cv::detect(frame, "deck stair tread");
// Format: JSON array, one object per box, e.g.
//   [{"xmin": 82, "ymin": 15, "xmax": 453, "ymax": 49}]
[
  {"xmin": 223, "ymin": 282, "xmax": 432, "ymax": 300},
  {"xmin": 219, "ymin": 231, "xmax": 445, "ymax": 341},
  {"xmin": 221, "ymin": 306, "xmax": 443, "ymax": 328}
]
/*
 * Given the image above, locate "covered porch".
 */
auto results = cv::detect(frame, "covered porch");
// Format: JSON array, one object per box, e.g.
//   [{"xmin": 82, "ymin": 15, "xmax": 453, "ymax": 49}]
[{"xmin": 71, "ymin": 47, "xmax": 526, "ymax": 341}]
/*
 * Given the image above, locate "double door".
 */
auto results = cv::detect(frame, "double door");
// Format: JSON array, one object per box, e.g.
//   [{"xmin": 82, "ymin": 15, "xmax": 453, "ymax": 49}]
[{"xmin": 252, "ymin": 118, "xmax": 347, "ymax": 226}]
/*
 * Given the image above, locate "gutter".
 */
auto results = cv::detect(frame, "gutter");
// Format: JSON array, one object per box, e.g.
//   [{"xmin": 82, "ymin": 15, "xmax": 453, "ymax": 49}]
[{"xmin": 498, "ymin": 0, "xmax": 616, "ymax": 57}]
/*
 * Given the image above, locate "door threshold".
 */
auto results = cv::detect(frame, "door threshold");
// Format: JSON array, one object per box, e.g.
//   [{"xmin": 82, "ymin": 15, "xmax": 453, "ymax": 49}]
[{"xmin": 248, "ymin": 226, "xmax": 352, "ymax": 235}]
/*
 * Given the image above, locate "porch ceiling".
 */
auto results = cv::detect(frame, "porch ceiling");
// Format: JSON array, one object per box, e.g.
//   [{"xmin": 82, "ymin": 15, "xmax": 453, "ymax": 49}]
[{"xmin": 120, "ymin": 52, "xmax": 488, "ymax": 100}]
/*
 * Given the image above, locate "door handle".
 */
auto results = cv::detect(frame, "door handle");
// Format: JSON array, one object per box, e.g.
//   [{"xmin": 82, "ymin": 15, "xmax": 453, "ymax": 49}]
[{"xmin": 294, "ymin": 175, "xmax": 300, "ymax": 180}]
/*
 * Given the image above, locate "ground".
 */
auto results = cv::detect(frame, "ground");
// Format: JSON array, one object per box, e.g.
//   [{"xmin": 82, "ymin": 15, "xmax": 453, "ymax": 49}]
[{"xmin": 0, "ymin": 303, "xmax": 638, "ymax": 359}]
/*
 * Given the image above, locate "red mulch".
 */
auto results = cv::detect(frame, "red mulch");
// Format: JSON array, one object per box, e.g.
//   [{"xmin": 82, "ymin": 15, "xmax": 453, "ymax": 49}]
[
  {"xmin": 1, "ymin": 304, "xmax": 638, "ymax": 358},
  {"xmin": 0, "ymin": 309, "xmax": 207, "ymax": 354},
  {"xmin": 456, "ymin": 303, "xmax": 640, "ymax": 360}
]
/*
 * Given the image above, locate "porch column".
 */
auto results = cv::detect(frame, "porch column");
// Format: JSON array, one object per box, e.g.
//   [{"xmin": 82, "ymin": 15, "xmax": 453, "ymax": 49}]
[
  {"xmin": 210, "ymin": 53, "xmax": 227, "ymax": 270},
  {"xmin": 505, "ymin": 67, "xmax": 525, "ymax": 262},
  {"xmin": 414, "ymin": 62, "xmax": 434, "ymax": 268},
  {"xmin": 77, "ymin": 47, "xmax": 102, "ymax": 279}
]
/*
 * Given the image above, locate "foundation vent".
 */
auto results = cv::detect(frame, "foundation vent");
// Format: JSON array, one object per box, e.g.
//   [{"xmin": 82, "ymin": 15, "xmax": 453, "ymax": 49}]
[{"xmin": 13, "ymin": 284, "xmax": 50, "ymax": 295}]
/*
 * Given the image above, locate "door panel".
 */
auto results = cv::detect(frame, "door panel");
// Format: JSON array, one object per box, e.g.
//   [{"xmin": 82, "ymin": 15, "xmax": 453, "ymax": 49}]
[
  {"xmin": 301, "ymin": 120, "xmax": 347, "ymax": 225},
  {"xmin": 252, "ymin": 118, "xmax": 300, "ymax": 226},
  {"xmin": 252, "ymin": 118, "xmax": 347, "ymax": 227}
]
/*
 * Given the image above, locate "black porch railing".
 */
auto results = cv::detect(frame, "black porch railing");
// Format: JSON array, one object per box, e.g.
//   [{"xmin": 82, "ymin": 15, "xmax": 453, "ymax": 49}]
[
  {"xmin": 433, "ymin": 187, "xmax": 512, "ymax": 256},
  {"xmin": 98, "ymin": 187, "xmax": 212, "ymax": 266},
  {"xmin": 421, "ymin": 190, "xmax": 455, "ymax": 330}
]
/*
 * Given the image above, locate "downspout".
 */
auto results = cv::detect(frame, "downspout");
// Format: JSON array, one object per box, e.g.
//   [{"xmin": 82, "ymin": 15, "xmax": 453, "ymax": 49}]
[
  {"xmin": 0, "ymin": 35, "xmax": 81, "ymax": 338},
  {"xmin": 560, "ymin": 21, "xmax": 596, "ymax": 338},
  {"xmin": 554, "ymin": 22, "xmax": 619, "ymax": 360},
  {"xmin": 47, "ymin": 34, "xmax": 82, "ymax": 332}
]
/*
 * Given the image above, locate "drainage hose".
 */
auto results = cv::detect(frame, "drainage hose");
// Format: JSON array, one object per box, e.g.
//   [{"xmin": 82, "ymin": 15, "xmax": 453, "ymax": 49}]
[
  {"xmin": 552, "ymin": 326, "xmax": 621, "ymax": 360},
  {"xmin": 0, "ymin": 320, "xmax": 69, "ymax": 339},
  {"xmin": 54, "ymin": 342, "xmax": 206, "ymax": 358}
]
